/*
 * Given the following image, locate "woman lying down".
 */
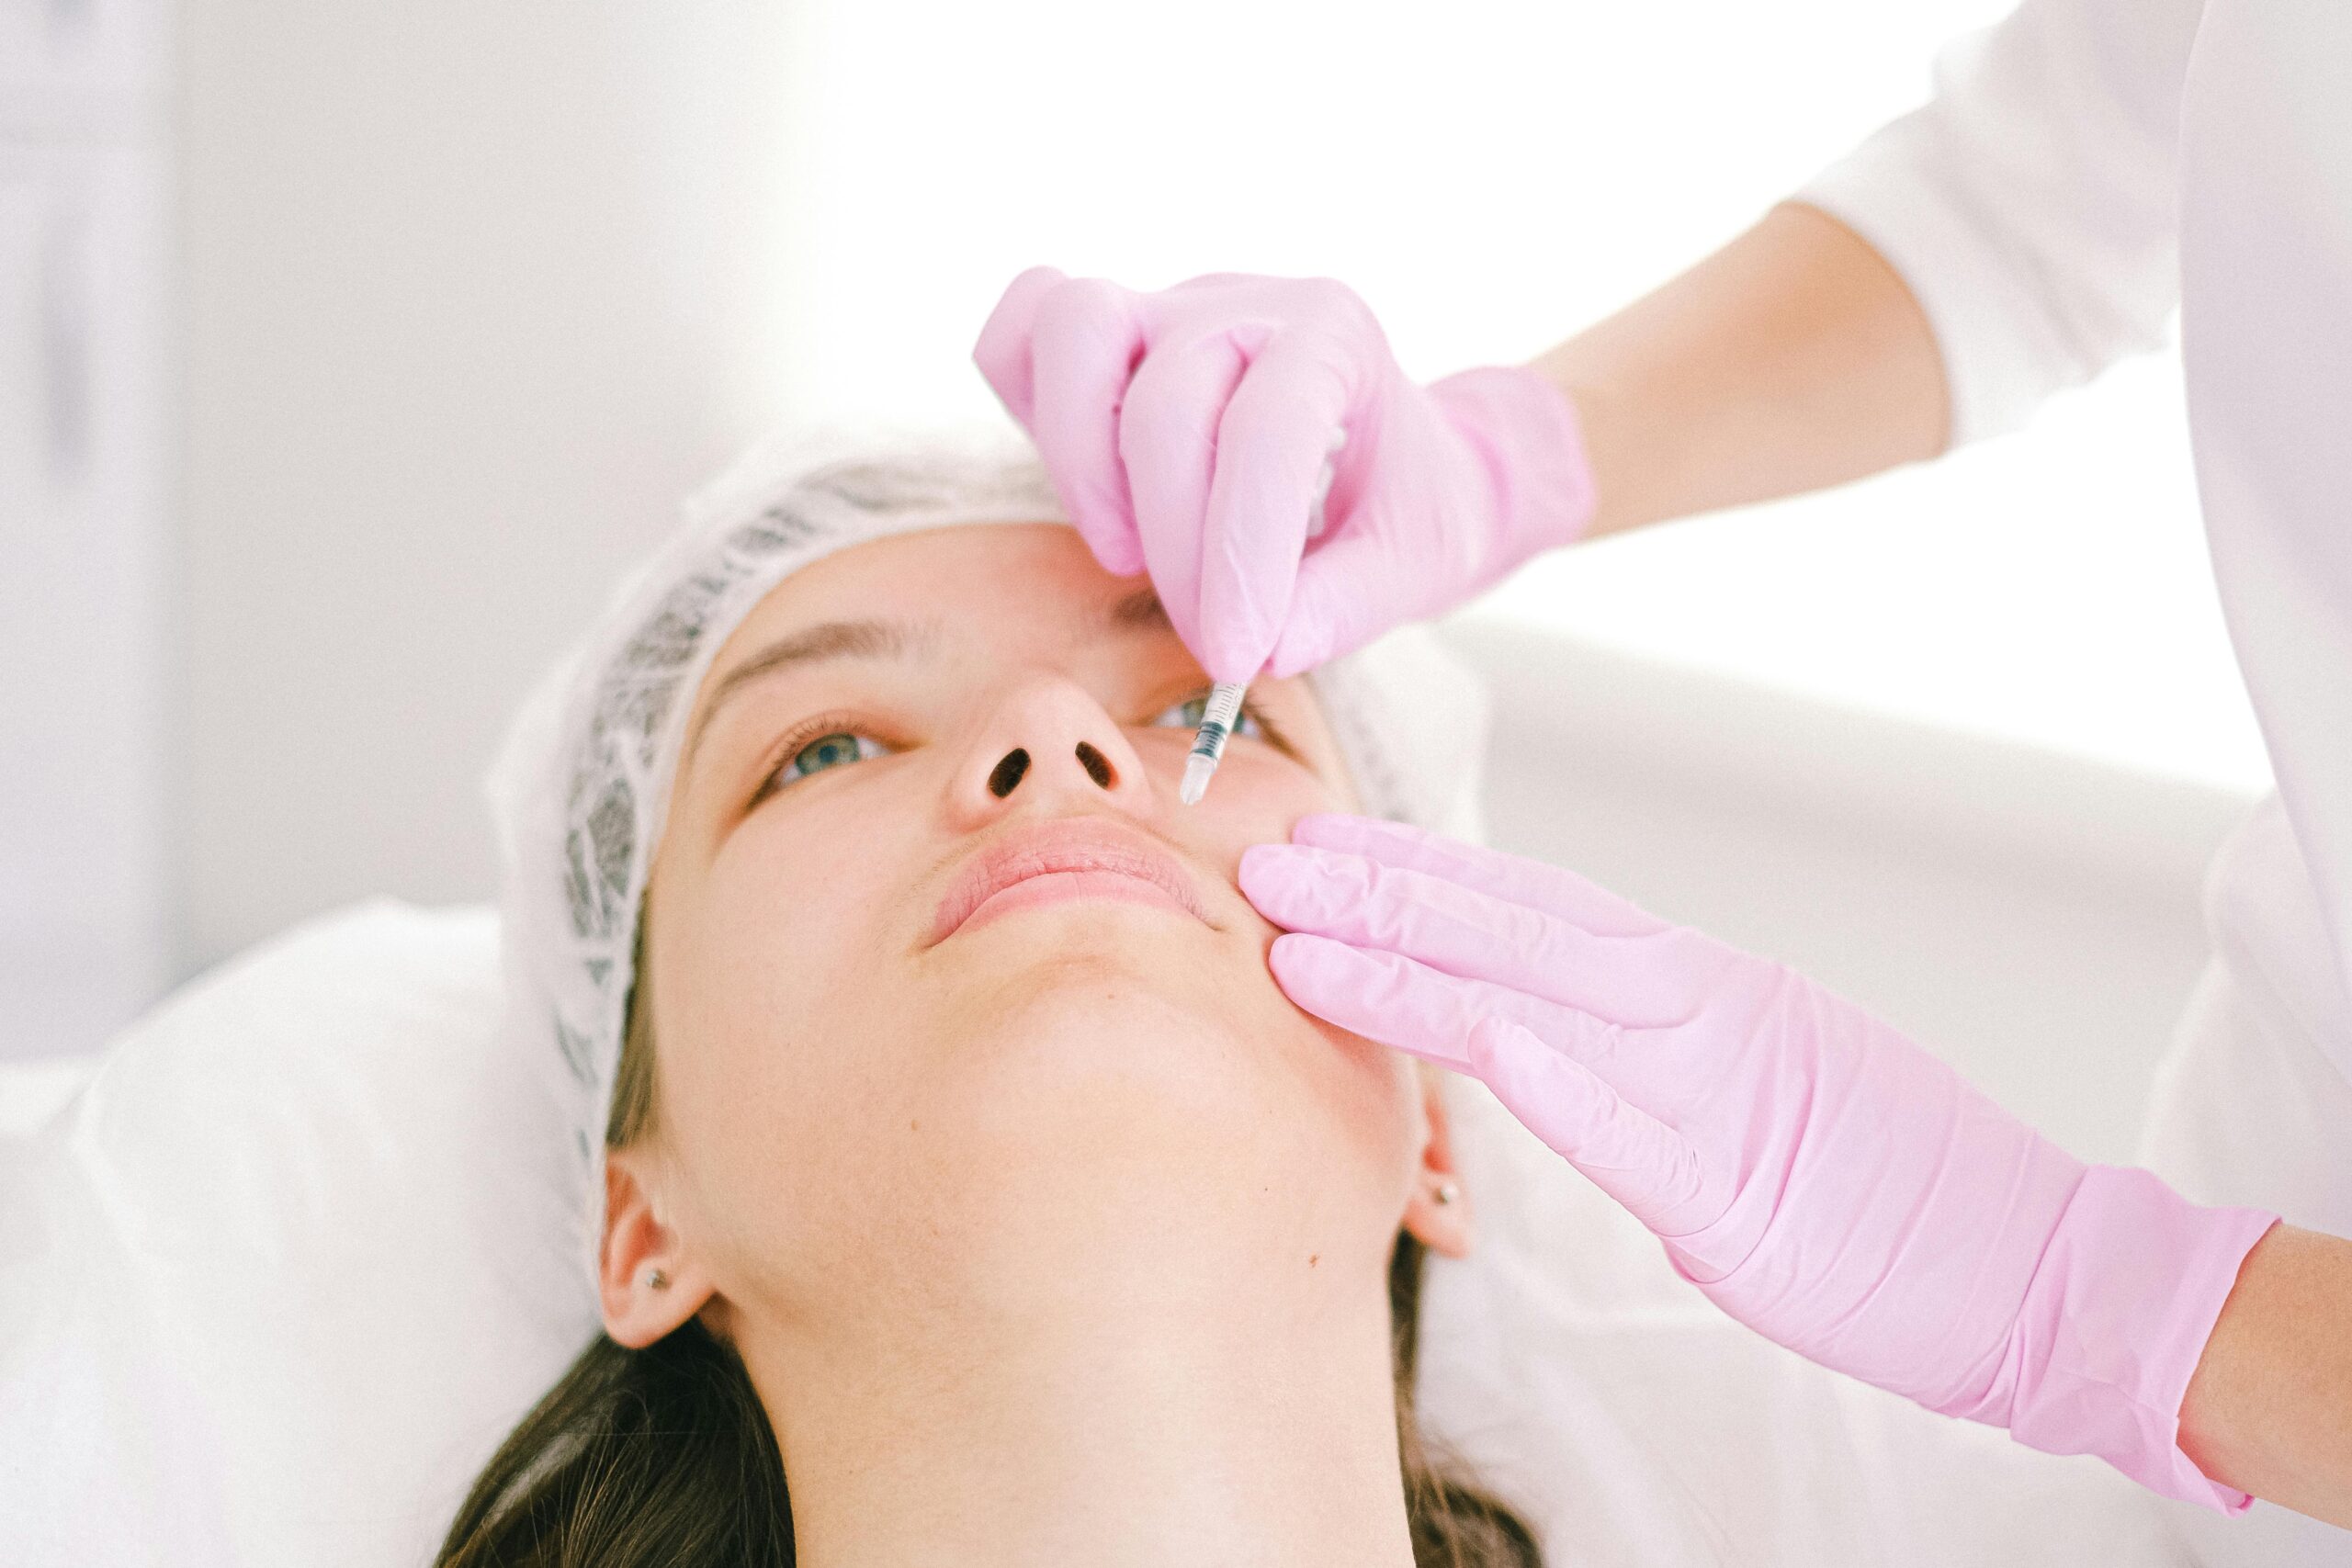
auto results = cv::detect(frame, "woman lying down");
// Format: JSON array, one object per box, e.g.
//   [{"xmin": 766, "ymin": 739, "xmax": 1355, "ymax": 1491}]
[{"xmin": 447, "ymin": 434, "xmax": 1538, "ymax": 1565}]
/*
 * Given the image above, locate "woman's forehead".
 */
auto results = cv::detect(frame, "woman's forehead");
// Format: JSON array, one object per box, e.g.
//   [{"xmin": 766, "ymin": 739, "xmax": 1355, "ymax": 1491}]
[
  {"xmin": 683, "ymin": 520, "xmax": 1196, "ymax": 753},
  {"xmin": 746, "ymin": 521, "xmax": 1114, "ymax": 635}
]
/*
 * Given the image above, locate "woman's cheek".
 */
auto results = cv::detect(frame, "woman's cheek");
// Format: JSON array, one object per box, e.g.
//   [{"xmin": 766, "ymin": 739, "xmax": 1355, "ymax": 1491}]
[
  {"xmin": 729, "ymin": 798, "xmax": 904, "ymax": 952},
  {"xmin": 1209, "ymin": 754, "xmax": 1351, "ymax": 862},
  {"xmin": 678, "ymin": 806, "xmax": 906, "ymax": 1131}
]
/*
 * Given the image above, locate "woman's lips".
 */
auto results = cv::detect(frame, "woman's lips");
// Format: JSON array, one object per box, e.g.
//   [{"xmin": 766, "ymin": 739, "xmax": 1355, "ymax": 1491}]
[{"xmin": 928, "ymin": 817, "xmax": 1213, "ymax": 946}]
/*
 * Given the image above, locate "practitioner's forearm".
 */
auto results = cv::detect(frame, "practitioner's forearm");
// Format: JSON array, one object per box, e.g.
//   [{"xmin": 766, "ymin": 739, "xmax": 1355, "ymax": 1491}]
[
  {"xmin": 1529, "ymin": 201, "xmax": 1951, "ymax": 538},
  {"xmin": 2179, "ymin": 1224, "xmax": 2352, "ymax": 1528}
]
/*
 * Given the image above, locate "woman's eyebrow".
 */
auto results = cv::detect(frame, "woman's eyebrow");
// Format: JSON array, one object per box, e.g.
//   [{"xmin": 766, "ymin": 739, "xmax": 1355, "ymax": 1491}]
[{"xmin": 684, "ymin": 618, "xmax": 928, "ymax": 769}]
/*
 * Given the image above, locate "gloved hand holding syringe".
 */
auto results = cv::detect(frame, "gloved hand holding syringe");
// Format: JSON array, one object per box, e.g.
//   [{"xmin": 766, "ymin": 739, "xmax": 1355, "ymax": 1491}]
[
  {"xmin": 1177, "ymin": 425, "xmax": 1343, "ymax": 804},
  {"xmin": 971, "ymin": 267, "xmax": 1600, "ymax": 739}
]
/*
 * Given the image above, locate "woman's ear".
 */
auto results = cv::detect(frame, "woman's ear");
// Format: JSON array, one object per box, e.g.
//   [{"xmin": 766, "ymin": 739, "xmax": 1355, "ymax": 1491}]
[
  {"xmin": 597, "ymin": 1146, "xmax": 716, "ymax": 1348},
  {"xmin": 1399, "ymin": 1064, "xmax": 1473, "ymax": 1259}
]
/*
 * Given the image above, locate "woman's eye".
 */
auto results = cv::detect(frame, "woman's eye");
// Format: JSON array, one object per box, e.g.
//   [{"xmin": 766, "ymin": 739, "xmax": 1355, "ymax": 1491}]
[
  {"xmin": 768, "ymin": 730, "xmax": 887, "ymax": 792},
  {"xmin": 1147, "ymin": 694, "xmax": 1264, "ymax": 739}
]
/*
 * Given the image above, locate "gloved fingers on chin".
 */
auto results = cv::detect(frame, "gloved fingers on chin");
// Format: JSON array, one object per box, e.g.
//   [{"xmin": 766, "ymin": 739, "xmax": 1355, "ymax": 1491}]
[
  {"xmin": 1468, "ymin": 1016, "xmax": 1712, "ymax": 1234},
  {"xmin": 1288, "ymin": 815, "xmax": 1673, "ymax": 940},
  {"xmin": 1242, "ymin": 842, "xmax": 1693, "ymax": 1025},
  {"xmin": 1266, "ymin": 932, "xmax": 1606, "ymax": 1073}
]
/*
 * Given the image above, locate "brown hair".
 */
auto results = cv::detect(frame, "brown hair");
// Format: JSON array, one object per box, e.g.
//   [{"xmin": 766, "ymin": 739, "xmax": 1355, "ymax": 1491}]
[{"xmin": 437, "ymin": 931, "xmax": 1544, "ymax": 1567}]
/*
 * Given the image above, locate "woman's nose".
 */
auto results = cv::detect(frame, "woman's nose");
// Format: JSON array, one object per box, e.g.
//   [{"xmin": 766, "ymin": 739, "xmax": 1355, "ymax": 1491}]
[{"xmin": 946, "ymin": 679, "xmax": 1155, "ymax": 821}]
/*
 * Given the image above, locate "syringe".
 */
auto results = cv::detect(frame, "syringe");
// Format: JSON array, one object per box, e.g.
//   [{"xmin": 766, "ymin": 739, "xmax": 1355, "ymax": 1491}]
[{"xmin": 1178, "ymin": 682, "xmax": 1247, "ymax": 806}]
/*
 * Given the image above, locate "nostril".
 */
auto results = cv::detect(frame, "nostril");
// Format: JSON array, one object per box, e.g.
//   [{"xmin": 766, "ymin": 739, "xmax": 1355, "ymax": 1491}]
[
  {"xmin": 989, "ymin": 749, "xmax": 1031, "ymax": 797},
  {"xmin": 1074, "ymin": 741, "xmax": 1114, "ymax": 789}
]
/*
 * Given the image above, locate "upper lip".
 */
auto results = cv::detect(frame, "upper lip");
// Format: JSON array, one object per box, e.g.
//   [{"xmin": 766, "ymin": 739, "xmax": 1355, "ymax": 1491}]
[{"xmin": 927, "ymin": 816, "xmax": 1213, "ymax": 946}]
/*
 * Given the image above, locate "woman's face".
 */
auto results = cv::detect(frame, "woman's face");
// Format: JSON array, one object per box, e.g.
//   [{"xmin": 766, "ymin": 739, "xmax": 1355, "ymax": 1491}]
[{"xmin": 601, "ymin": 523, "xmax": 1464, "ymax": 1346}]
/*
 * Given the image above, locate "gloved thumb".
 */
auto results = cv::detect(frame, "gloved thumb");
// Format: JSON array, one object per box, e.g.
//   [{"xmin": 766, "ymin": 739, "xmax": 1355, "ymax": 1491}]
[
  {"xmin": 1263, "ymin": 527, "xmax": 1404, "ymax": 676},
  {"xmin": 1466, "ymin": 1015, "xmax": 1709, "ymax": 1235}
]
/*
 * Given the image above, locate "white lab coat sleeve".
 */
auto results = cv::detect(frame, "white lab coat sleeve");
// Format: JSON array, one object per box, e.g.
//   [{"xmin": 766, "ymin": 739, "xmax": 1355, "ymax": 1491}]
[{"xmin": 1793, "ymin": 0, "xmax": 2205, "ymax": 445}]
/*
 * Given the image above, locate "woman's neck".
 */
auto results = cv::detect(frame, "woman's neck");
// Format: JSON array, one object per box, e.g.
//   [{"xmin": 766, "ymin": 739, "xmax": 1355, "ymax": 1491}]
[{"xmin": 734, "ymin": 1245, "xmax": 1421, "ymax": 1568}]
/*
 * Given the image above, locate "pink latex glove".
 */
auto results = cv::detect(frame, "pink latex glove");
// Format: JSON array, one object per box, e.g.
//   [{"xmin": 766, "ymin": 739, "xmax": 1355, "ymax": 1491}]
[
  {"xmin": 972, "ymin": 268, "xmax": 1597, "ymax": 682},
  {"xmin": 1239, "ymin": 814, "xmax": 2282, "ymax": 1511}
]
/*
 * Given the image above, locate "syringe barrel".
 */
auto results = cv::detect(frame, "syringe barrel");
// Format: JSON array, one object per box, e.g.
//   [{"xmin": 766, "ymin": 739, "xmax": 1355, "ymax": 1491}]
[{"xmin": 1187, "ymin": 682, "xmax": 1247, "ymax": 761}]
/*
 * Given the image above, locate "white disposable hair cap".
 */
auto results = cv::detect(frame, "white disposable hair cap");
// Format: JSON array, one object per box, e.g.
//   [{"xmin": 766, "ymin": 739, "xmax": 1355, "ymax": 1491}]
[{"xmin": 485, "ymin": 425, "xmax": 1493, "ymax": 1290}]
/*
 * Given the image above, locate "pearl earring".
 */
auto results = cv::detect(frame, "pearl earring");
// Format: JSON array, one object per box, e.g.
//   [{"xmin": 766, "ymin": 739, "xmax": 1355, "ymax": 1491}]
[{"xmin": 1434, "ymin": 1180, "xmax": 1460, "ymax": 1206}]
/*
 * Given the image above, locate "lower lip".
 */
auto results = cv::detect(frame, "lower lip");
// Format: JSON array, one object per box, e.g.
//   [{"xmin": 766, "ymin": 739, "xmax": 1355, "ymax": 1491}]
[{"xmin": 951, "ymin": 868, "xmax": 1197, "ymax": 940}]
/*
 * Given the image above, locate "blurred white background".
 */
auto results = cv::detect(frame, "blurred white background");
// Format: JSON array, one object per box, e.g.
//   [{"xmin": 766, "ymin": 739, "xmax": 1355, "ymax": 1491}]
[{"xmin": 3, "ymin": 0, "xmax": 2269, "ymax": 1122}]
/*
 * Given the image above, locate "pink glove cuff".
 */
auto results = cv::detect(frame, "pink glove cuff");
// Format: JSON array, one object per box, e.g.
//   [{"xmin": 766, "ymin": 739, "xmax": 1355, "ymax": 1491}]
[
  {"xmin": 1426, "ymin": 366, "xmax": 1598, "ymax": 570},
  {"xmin": 1994, "ymin": 1166, "xmax": 2278, "ymax": 1513}
]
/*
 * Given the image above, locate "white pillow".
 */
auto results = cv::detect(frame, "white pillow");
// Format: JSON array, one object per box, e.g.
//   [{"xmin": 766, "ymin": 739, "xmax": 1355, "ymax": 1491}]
[{"xmin": 0, "ymin": 900, "xmax": 595, "ymax": 1568}]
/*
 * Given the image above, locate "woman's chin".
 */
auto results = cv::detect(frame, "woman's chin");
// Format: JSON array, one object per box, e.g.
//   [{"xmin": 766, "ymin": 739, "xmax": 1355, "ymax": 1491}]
[{"xmin": 930, "ymin": 901, "xmax": 1247, "ymax": 1012}]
